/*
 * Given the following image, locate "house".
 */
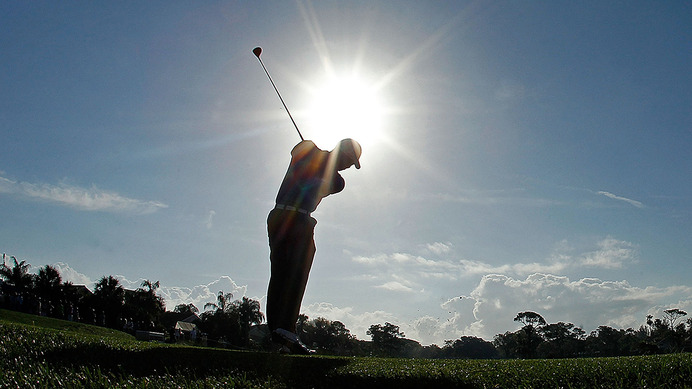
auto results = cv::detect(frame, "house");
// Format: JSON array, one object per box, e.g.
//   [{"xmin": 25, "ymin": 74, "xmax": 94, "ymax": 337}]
[{"xmin": 174, "ymin": 320, "xmax": 200, "ymax": 341}]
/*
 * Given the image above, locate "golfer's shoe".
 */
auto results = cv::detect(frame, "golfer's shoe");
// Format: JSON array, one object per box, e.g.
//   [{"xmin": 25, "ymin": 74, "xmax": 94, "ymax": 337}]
[{"xmin": 272, "ymin": 328, "xmax": 315, "ymax": 355}]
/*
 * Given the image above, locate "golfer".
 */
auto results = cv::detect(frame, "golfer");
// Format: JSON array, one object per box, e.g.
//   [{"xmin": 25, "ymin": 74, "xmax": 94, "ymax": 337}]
[{"xmin": 266, "ymin": 138, "xmax": 361, "ymax": 354}]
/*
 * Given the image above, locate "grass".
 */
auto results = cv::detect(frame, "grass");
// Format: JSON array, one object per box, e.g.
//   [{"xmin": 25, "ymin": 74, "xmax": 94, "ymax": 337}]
[
  {"xmin": 0, "ymin": 308, "xmax": 134, "ymax": 341},
  {"xmin": 2, "ymin": 309, "xmax": 692, "ymax": 388}
]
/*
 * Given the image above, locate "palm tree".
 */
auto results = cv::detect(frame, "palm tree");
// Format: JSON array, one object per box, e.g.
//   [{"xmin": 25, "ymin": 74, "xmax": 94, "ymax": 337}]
[
  {"xmin": 204, "ymin": 291, "xmax": 233, "ymax": 314},
  {"xmin": 34, "ymin": 265, "xmax": 63, "ymax": 317},
  {"xmin": 35, "ymin": 265, "xmax": 62, "ymax": 290},
  {"xmin": 123, "ymin": 279, "xmax": 165, "ymax": 330},
  {"xmin": 141, "ymin": 280, "xmax": 160, "ymax": 292},
  {"xmin": 201, "ymin": 291, "xmax": 241, "ymax": 345},
  {"xmin": 232, "ymin": 296, "xmax": 264, "ymax": 346},
  {"xmin": 0, "ymin": 256, "xmax": 34, "ymax": 291},
  {"xmin": 61, "ymin": 281, "xmax": 84, "ymax": 321},
  {"xmin": 93, "ymin": 276, "xmax": 125, "ymax": 328},
  {"xmin": 1, "ymin": 256, "xmax": 34, "ymax": 311}
]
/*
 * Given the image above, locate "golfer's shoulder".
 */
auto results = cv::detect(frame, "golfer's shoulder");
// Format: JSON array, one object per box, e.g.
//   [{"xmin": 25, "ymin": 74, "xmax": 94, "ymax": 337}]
[{"xmin": 291, "ymin": 140, "xmax": 322, "ymax": 158}]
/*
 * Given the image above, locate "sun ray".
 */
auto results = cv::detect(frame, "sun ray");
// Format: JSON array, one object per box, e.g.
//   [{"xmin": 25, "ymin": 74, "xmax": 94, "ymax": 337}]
[
  {"xmin": 291, "ymin": 0, "xmax": 480, "ymax": 181},
  {"xmin": 298, "ymin": 0, "xmax": 334, "ymax": 74}
]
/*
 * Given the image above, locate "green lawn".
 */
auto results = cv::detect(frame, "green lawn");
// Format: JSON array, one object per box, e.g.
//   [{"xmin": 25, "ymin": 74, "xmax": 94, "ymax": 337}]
[{"xmin": 2, "ymin": 309, "xmax": 691, "ymax": 388}]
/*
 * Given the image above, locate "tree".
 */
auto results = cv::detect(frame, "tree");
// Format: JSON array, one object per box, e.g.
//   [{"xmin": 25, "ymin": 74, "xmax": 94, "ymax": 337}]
[
  {"xmin": 0, "ymin": 256, "xmax": 34, "ymax": 291},
  {"xmin": 301, "ymin": 317, "xmax": 357, "ymax": 355},
  {"xmin": 443, "ymin": 336, "xmax": 498, "ymax": 359},
  {"xmin": 93, "ymin": 276, "xmax": 125, "ymax": 328},
  {"xmin": 123, "ymin": 280, "xmax": 165, "ymax": 331},
  {"xmin": 231, "ymin": 296, "xmax": 264, "ymax": 346},
  {"xmin": 61, "ymin": 281, "xmax": 85, "ymax": 321},
  {"xmin": 368, "ymin": 322, "xmax": 405, "ymax": 343},
  {"xmin": 585, "ymin": 326, "xmax": 638, "ymax": 357},
  {"xmin": 174, "ymin": 303, "xmax": 199, "ymax": 316},
  {"xmin": 296, "ymin": 313, "xmax": 310, "ymax": 335},
  {"xmin": 493, "ymin": 331, "xmax": 522, "ymax": 359},
  {"xmin": 514, "ymin": 311, "xmax": 546, "ymax": 327},
  {"xmin": 663, "ymin": 308, "xmax": 687, "ymax": 328},
  {"xmin": 537, "ymin": 322, "xmax": 585, "ymax": 358},
  {"xmin": 0, "ymin": 256, "xmax": 35, "ymax": 311},
  {"xmin": 204, "ymin": 291, "xmax": 234, "ymax": 314},
  {"xmin": 511, "ymin": 311, "xmax": 546, "ymax": 358},
  {"xmin": 328, "ymin": 320, "xmax": 358, "ymax": 354},
  {"xmin": 645, "ymin": 310, "xmax": 690, "ymax": 353},
  {"xmin": 201, "ymin": 291, "xmax": 241, "ymax": 346},
  {"xmin": 33, "ymin": 265, "xmax": 63, "ymax": 317},
  {"xmin": 367, "ymin": 322, "xmax": 406, "ymax": 356}
]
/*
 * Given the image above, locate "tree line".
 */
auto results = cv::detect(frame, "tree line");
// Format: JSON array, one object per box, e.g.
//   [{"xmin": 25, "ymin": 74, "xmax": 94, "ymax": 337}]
[
  {"xmin": 492, "ymin": 310, "xmax": 692, "ymax": 359},
  {"xmin": 2, "ymin": 255, "xmax": 691, "ymax": 358}
]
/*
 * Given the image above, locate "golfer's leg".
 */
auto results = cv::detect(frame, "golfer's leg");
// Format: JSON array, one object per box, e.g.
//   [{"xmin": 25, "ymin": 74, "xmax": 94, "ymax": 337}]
[
  {"xmin": 284, "ymin": 235, "xmax": 316, "ymax": 334},
  {"xmin": 266, "ymin": 255, "xmax": 287, "ymax": 333},
  {"xmin": 266, "ymin": 210, "xmax": 290, "ymax": 333},
  {"xmin": 267, "ymin": 235, "xmax": 307, "ymax": 333}
]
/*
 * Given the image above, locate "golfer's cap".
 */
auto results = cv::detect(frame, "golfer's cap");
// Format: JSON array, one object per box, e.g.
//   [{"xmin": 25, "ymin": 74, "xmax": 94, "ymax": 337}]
[{"xmin": 338, "ymin": 138, "xmax": 361, "ymax": 169}]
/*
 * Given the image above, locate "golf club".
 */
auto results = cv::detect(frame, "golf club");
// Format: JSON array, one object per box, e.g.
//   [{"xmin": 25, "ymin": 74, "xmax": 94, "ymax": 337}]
[{"xmin": 252, "ymin": 47, "xmax": 304, "ymax": 141}]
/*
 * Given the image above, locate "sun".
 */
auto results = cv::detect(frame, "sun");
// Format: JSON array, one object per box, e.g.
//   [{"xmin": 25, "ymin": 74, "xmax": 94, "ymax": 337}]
[{"xmin": 303, "ymin": 73, "xmax": 386, "ymax": 152}]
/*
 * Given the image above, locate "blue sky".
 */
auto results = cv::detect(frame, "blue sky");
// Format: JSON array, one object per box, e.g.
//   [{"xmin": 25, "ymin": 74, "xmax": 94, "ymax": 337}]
[{"xmin": 2, "ymin": 1, "xmax": 691, "ymax": 344}]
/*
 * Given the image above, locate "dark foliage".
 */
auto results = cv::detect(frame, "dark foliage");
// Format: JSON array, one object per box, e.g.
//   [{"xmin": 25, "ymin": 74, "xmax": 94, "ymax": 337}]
[{"xmin": 3, "ymin": 255, "xmax": 692, "ymax": 359}]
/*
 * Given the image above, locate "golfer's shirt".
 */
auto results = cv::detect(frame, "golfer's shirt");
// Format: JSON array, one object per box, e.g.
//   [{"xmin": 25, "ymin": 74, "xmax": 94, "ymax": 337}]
[{"xmin": 275, "ymin": 140, "xmax": 345, "ymax": 213}]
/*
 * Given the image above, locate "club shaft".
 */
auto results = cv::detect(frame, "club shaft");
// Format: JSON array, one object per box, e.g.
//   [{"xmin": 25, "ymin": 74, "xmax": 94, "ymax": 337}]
[{"xmin": 256, "ymin": 57, "xmax": 304, "ymax": 141}]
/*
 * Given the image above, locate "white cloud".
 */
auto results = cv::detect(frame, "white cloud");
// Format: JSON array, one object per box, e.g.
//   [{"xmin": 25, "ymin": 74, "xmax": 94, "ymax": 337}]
[
  {"xmin": 52, "ymin": 262, "xmax": 93, "ymax": 288},
  {"xmin": 352, "ymin": 251, "xmax": 460, "ymax": 295},
  {"xmin": 458, "ymin": 237, "xmax": 637, "ymax": 275},
  {"xmin": 426, "ymin": 190, "xmax": 563, "ymax": 207},
  {"xmin": 597, "ymin": 191, "xmax": 644, "ymax": 208},
  {"xmin": 354, "ymin": 237, "xmax": 638, "ymax": 289},
  {"xmin": 578, "ymin": 237, "xmax": 637, "ymax": 269},
  {"xmin": 158, "ymin": 276, "xmax": 248, "ymax": 311},
  {"xmin": 458, "ymin": 259, "xmax": 513, "ymax": 275},
  {"xmin": 410, "ymin": 316, "xmax": 446, "ymax": 345},
  {"xmin": 344, "ymin": 237, "xmax": 647, "ymax": 343},
  {"xmin": 457, "ymin": 258, "xmax": 575, "ymax": 276},
  {"xmin": 353, "ymin": 254, "xmax": 388, "ymax": 265},
  {"xmin": 376, "ymin": 281, "xmax": 416, "ymax": 293},
  {"xmin": 438, "ymin": 273, "xmax": 692, "ymax": 340},
  {"xmin": 408, "ymin": 295, "xmax": 479, "ymax": 345},
  {"xmin": 425, "ymin": 242, "xmax": 452, "ymax": 255},
  {"xmin": 206, "ymin": 210, "xmax": 216, "ymax": 229},
  {"xmin": 0, "ymin": 175, "xmax": 167, "ymax": 214},
  {"xmin": 355, "ymin": 252, "xmax": 458, "ymax": 272}
]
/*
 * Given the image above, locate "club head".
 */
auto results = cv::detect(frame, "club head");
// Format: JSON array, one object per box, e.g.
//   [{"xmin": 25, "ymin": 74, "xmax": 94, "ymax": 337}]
[{"xmin": 252, "ymin": 47, "xmax": 262, "ymax": 58}]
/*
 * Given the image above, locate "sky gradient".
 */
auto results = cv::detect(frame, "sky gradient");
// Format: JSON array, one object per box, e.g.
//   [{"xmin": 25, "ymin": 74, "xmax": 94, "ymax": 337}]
[{"xmin": 2, "ymin": 1, "xmax": 691, "ymax": 345}]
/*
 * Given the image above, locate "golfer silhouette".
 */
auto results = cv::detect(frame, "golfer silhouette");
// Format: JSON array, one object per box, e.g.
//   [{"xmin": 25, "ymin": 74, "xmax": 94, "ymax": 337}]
[{"xmin": 266, "ymin": 138, "xmax": 361, "ymax": 354}]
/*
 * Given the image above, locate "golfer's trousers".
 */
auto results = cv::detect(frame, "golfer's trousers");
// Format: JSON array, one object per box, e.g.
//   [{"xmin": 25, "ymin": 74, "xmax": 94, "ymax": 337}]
[{"xmin": 266, "ymin": 208, "xmax": 317, "ymax": 334}]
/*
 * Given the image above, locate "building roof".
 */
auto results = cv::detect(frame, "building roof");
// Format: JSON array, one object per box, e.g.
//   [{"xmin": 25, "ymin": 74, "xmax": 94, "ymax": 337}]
[
  {"xmin": 181, "ymin": 313, "xmax": 200, "ymax": 323},
  {"xmin": 61, "ymin": 284, "xmax": 92, "ymax": 296},
  {"xmin": 175, "ymin": 321, "xmax": 198, "ymax": 332}
]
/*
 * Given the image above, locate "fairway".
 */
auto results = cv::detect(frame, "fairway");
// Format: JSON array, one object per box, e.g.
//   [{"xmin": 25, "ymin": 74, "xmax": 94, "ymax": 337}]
[{"xmin": 2, "ymin": 309, "xmax": 692, "ymax": 388}]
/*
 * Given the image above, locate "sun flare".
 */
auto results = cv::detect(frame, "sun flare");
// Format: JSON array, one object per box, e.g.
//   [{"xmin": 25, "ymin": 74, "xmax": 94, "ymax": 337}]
[{"xmin": 304, "ymin": 74, "xmax": 386, "ymax": 151}]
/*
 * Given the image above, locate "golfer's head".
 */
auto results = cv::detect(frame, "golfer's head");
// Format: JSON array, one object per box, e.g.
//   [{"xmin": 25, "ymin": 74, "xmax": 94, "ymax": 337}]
[{"xmin": 334, "ymin": 138, "xmax": 361, "ymax": 170}]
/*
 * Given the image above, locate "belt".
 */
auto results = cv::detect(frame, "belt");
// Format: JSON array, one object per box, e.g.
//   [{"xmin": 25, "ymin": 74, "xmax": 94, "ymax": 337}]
[{"xmin": 275, "ymin": 204, "xmax": 311, "ymax": 215}]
